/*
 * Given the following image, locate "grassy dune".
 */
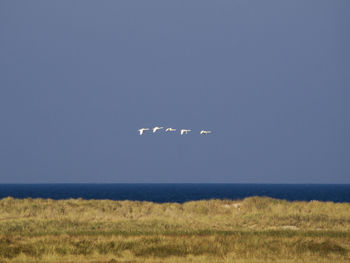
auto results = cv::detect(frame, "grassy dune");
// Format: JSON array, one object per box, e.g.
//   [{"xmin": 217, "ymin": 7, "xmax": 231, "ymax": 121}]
[{"xmin": 0, "ymin": 196, "xmax": 349, "ymax": 262}]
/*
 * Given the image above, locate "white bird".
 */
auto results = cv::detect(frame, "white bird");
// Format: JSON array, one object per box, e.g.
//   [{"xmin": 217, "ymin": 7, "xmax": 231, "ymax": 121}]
[
  {"xmin": 138, "ymin": 128, "xmax": 149, "ymax": 135},
  {"xmin": 152, "ymin": 126, "xmax": 164, "ymax": 133},
  {"xmin": 165, "ymin": 128, "xmax": 176, "ymax": 132},
  {"xmin": 180, "ymin": 129, "xmax": 191, "ymax": 135},
  {"xmin": 200, "ymin": 130, "xmax": 212, "ymax": 135}
]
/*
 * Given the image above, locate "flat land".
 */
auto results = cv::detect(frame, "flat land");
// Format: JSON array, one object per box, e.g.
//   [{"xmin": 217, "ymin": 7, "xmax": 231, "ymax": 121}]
[{"xmin": 0, "ymin": 197, "xmax": 349, "ymax": 263}]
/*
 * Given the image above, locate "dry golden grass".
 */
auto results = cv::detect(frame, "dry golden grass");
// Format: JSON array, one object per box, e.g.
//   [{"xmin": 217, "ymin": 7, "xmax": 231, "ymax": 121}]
[{"xmin": 0, "ymin": 196, "xmax": 349, "ymax": 262}]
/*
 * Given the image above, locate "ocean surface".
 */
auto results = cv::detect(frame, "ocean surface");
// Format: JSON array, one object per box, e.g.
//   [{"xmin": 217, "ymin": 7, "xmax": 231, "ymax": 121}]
[{"xmin": 0, "ymin": 184, "xmax": 350, "ymax": 203}]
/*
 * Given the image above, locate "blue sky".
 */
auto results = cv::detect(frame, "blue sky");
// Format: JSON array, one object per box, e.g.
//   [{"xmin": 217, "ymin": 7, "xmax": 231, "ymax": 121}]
[{"xmin": 0, "ymin": 0, "xmax": 349, "ymax": 183}]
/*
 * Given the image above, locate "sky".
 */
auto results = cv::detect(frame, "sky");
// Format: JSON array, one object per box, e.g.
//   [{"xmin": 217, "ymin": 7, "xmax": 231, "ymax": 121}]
[{"xmin": 0, "ymin": 0, "xmax": 349, "ymax": 183}]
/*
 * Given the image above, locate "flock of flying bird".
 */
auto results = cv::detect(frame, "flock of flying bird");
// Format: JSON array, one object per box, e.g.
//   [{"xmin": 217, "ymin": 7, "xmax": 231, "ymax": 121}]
[{"xmin": 138, "ymin": 127, "xmax": 212, "ymax": 136}]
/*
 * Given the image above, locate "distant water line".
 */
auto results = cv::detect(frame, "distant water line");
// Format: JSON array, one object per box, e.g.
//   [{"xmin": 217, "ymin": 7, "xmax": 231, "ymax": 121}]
[{"xmin": 0, "ymin": 184, "xmax": 349, "ymax": 203}]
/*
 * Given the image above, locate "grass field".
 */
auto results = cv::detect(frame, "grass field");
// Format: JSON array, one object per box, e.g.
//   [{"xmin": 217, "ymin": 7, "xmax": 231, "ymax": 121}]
[{"xmin": 0, "ymin": 196, "xmax": 349, "ymax": 262}]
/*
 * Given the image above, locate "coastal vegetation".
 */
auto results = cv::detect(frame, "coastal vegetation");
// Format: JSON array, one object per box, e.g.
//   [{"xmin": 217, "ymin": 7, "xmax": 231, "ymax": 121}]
[{"xmin": 0, "ymin": 196, "xmax": 349, "ymax": 262}]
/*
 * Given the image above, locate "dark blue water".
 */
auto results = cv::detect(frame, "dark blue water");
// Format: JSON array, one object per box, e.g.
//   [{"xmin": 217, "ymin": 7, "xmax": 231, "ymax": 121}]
[{"xmin": 0, "ymin": 184, "xmax": 349, "ymax": 203}]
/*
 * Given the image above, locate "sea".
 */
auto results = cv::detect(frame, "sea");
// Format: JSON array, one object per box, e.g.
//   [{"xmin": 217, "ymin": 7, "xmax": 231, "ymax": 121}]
[{"xmin": 0, "ymin": 184, "xmax": 349, "ymax": 203}]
